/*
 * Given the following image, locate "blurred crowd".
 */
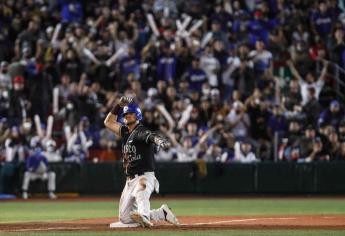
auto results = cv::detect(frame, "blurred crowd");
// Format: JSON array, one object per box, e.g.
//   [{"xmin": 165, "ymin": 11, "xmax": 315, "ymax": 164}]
[{"xmin": 1, "ymin": 0, "xmax": 345, "ymax": 167}]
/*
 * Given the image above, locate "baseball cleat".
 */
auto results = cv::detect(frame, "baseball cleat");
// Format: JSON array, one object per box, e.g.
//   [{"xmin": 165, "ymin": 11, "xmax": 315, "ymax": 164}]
[
  {"xmin": 161, "ymin": 204, "xmax": 180, "ymax": 225},
  {"xmin": 22, "ymin": 192, "xmax": 28, "ymax": 200},
  {"xmin": 130, "ymin": 212, "xmax": 153, "ymax": 228},
  {"xmin": 49, "ymin": 192, "xmax": 57, "ymax": 199}
]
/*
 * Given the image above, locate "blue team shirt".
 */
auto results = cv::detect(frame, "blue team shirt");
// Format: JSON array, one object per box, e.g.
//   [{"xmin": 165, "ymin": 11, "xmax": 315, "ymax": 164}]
[
  {"xmin": 185, "ymin": 68, "xmax": 207, "ymax": 91},
  {"xmin": 311, "ymin": 11, "xmax": 333, "ymax": 37},
  {"xmin": 157, "ymin": 55, "xmax": 176, "ymax": 81},
  {"xmin": 26, "ymin": 151, "xmax": 48, "ymax": 172}
]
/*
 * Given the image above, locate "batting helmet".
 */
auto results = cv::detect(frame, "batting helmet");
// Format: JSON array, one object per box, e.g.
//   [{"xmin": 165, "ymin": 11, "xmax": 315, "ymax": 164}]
[{"xmin": 122, "ymin": 103, "xmax": 143, "ymax": 121}]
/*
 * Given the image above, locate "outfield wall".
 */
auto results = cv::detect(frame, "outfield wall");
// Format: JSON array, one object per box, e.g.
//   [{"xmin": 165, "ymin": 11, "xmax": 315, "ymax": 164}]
[{"xmin": 1, "ymin": 162, "xmax": 345, "ymax": 194}]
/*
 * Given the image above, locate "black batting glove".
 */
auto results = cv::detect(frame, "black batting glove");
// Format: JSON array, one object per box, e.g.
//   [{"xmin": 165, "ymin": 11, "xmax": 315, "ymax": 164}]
[
  {"xmin": 157, "ymin": 138, "xmax": 172, "ymax": 151},
  {"xmin": 110, "ymin": 96, "xmax": 134, "ymax": 115}
]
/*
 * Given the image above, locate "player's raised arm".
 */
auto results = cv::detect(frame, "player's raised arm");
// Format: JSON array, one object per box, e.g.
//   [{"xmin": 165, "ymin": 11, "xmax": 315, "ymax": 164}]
[{"xmin": 104, "ymin": 96, "xmax": 133, "ymax": 136}]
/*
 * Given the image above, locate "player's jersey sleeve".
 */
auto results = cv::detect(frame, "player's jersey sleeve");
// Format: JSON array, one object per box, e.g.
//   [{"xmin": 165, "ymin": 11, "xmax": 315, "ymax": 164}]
[
  {"xmin": 136, "ymin": 127, "xmax": 153, "ymax": 144},
  {"xmin": 119, "ymin": 125, "xmax": 129, "ymax": 139}
]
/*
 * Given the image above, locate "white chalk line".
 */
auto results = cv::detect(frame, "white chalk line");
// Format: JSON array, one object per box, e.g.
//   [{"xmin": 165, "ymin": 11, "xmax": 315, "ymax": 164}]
[
  {"xmin": 322, "ymin": 216, "xmax": 342, "ymax": 219},
  {"xmin": 180, "ymin": 217, "xmax": 297, "ymax": 226},
  {"xmin": 4, "ymin": 226, "xmax": 90, "ymax": 232}
]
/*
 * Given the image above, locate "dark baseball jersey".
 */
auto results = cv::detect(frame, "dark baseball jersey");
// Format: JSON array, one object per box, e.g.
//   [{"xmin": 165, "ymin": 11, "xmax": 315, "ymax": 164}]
[{"xmin": 120, "ymin": 123, "xmax": 155, "ymax": 176}]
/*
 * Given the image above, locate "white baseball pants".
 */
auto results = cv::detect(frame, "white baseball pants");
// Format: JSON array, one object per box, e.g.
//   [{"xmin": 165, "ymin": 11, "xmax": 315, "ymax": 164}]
[
  {"xmin": 117, "ymin": 172, "xmax": 167, "ymax": 225},
  {"xmin": 22, "ymin": 171, "xmax": 56, "ymax": 192}
]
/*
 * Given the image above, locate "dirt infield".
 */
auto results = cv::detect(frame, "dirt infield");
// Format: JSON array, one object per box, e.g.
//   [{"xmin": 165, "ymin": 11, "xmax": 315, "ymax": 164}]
[{"xmin": 1, "ymin": 215, "xmax": 345, "ymax": 232}]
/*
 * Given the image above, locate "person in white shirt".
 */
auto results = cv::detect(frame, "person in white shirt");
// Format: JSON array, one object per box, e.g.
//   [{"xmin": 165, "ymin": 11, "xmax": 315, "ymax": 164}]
[
  {"xmin": 287, "ymin": 60, "xmax": 329, "ymax": 105},
  {"xmin": 226, "ymin": 101, "xmax": 251, "ymax": 139},
  {"xmin": 248, "ymin": 39, "xmax": 273, "ymax": 76},
  {"xmin": 166, "ymin": 125, "xmax": 221, "ymax": 162},
  {"xmin": 234, "ymin": 139, "xmax": 258, "ymax": 163},
  {"xmin": 0, "ymin": 61, "xmax": 11, "ymax": 90},
  {"xmin": 200, "ymin": 46, "xmax": 220, "ymax": 87}
]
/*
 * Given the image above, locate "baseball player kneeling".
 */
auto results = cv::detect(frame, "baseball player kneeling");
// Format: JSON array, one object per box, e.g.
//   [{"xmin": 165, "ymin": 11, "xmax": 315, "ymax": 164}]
[{"xmin": 104, "ymin": 96, "xmax": 179, "ymax": 228}]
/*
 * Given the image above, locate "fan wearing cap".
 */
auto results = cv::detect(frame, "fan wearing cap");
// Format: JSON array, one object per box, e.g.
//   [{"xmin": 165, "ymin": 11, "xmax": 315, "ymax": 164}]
[
  {"xmin": 104, "ymin": 96, "xmax": 179, "ymax": 228},
  {"xmin": 247, "ymin": 10, "xmax": 270, "ymax": 46},
  {"xmin": 318, "ymin": 100, "xmax": 345, "ymax": 128}
]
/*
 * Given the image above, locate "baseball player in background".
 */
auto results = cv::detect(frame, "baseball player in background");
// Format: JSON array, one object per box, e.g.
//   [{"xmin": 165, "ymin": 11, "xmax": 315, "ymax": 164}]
[
  {"xmin": 22, "ymin": 146, "xmax": 57, "ymax": 199},
  {"xmin": 104, "ymin": 96, "xmax": 179, "ymax": 228}
]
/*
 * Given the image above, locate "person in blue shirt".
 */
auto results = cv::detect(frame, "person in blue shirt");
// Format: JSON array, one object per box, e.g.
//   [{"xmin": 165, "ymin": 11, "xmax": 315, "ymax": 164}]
[
  {"xmin": 157, "ymin": 43, "xmax": 176, "ymax": 83},
  {"xmin": 311, "ymin": 1, "xmax": 334, "ymax": 40},
  {"xmin": 59, "ymin": 0, "xmax": 83, "ymax": 23},
  {"xmin": 182, "ymin": 57, "xmax": 207, "ymax": 92},
  {"xmin": 119, "ymin": 47, "xmax": 140, "ymax": 81},
  {"xmin": 247, "ymin": 10, "xmax": 271, "ymax": 46},
  {"xmin": 318, "ymin": 100, "xmax": 345, "ymax": 128}
]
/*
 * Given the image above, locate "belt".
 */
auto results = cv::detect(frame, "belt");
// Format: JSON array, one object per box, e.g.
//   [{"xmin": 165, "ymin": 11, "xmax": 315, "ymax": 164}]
[
  {"xmin": 127, "ymin": 172, "xmax": 144, "ymax": 180},
  {"xmin": 127, "ymin": 171, "xmax": 154, "ymax": 180}
]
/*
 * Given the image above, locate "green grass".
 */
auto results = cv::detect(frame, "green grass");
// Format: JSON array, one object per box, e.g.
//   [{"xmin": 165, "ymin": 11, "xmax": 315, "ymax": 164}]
[
  {"xmin": 1, "ymin": 198, "xmax": 345, "ymax": 235},
  {"xmin": 2, "ymin": 230, "xmax": 345, "ymax": 236},
  {"xmin": 1, "ymin": 198, "xmax": 345, "ymax": 223},
  {"xmin": 158, "ymin": 198, "xmax": 345, "ymax": 216},
  {"xmin": 0, "ymin": 201, "xmax": 116, "ymax": 223}
]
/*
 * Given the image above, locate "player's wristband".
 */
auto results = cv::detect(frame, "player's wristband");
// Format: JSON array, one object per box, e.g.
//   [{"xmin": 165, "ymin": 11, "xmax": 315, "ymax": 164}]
[{"xmin": 110, "ymin": 104, "xmax": 121, "ymax": 115}]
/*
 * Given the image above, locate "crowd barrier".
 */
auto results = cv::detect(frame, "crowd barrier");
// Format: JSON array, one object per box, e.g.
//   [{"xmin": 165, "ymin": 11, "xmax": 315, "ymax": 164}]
[{"xmin": 0, "ymin": 162, "xmax": 345, "ymax": 195}]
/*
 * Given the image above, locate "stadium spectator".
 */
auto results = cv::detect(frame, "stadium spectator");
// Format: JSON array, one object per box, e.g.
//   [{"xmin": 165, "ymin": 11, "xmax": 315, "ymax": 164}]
[
  {"xmin": 287, "ymin": 60, "xmax": 329, "ymax": 105},
  {"xmin": 281, "ymin": 79, "xmax": 302, "ymax": 111},
  {"xmin": 225, "ymin": 101, "xmax": 250, "ymax": 139},
  {"xmin": 338, "ymin": 120, "xmax": 345, "ymax": 140},
  {"xmin": 9, "ymin": 76, "xmax": 30, "ymax": 124},
  {"xmin": 328, "ymin": 27, "xmax": 345, "ymax": 66},
  {"xmin": 318, "ymin": 100, "xmax": 345, "ymax": 128},
  {"xmin": 0, "ymin": 0, "xmax": 344, "ymax": 167},
  {"xmin": 0, "ymin": 118, "xmax": 10, "ymax": 149},
  {"xmin": 64, "ymin": 118, "xmax": 93, "ymax": 163},
  {"xmin": 310, "ymin": 1, "xmax": 334, "ymax": 41},
  {"xmin": 334, "ymin": 140, "xmax": 345, "ymax": 161},
  {"xmin": 297, "ymin": 125, "xmax": 317, "ymax": 159},
  {"xmin": 0, "ymin": 61, "xmax": 11, "ymax": 91},
  {"xmin": 328, "ymin": 130, "xmax": 340, "ymax": 159},
  {"xmin": 234, "ymin": 139, "xmax": 258, "ymax": 163},
  {"xmin": 4, "ymin": 126, "xmax": 26, "ymax": 163},
  {"xmin": 267, "ymin": 104, "xmax": 287, "ymax": 139},
  {"xmin": 248, "ymin": 39, "xmax": 273, "ymax": 77},
  {"xmin": 200, "ymin": 44, "xmax": 220, "ymax": 87},
  {"xmin": 305, "ymin": 136, "xmax": 330, "ymax": 162},
  {"xmin": 303, "ymin": 87, "xmax": 322, "ymax": 127},
  {"xmin": 182, "ymin": 57, "xmax": 207, "ymax": 92}
]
